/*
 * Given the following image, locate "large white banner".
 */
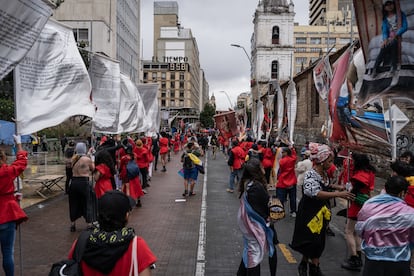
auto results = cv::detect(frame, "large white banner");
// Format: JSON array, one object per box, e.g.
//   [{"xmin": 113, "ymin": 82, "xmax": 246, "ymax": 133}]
[
  {"xmin": 119, "ymin": 73, "xmax": 146, "ymax": 133},
  {"xmin": 137, "ymin": 84, "xmax": 160, "ymax": 133},
  {"xmin": 89, "ymin": 54, "xmax": 121, "ymax": 133},
  {"xmin": 15, "ymin": 19, "xmax": 95, "ymax": 135},
  {"xmin": 0, "ymin": 0, "xmax": 51, "ymax": 80}
]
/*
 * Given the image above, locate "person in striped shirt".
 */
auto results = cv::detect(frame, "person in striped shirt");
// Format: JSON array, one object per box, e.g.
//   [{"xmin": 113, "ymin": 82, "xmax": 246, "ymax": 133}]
[{"xmin": 356, "ymin": 175, "xmax": 414, "ymax": 276}]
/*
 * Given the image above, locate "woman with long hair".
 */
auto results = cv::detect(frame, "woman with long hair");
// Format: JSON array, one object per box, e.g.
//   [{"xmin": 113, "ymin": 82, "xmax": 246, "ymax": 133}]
[
  {"xmin": 237, "ymin": 158, "xmax": 278, "ymax": 276},
  {"xmin": 93, "ymin": 149, "xmax": 116, "ymax": 198}
]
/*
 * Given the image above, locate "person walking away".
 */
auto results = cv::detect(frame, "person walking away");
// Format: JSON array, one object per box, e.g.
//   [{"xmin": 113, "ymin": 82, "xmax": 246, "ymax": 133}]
[
  {"xmin": 69, "ymin": 142, "xmax": 95, "ymax": 232},
  {"xmin": 237, "ymin": 158, "xmax": 278, "ymax": 276},
  {"xmin": 93, "ymin": 150, "xmax": 115, "ymax": 199},
  {"xmin": 151, "ymin": 134, "xmax": 160, "ymax": 171},
  {"xmin": 158, "ymin": 132, "xmax": 169, "ymax": 172},
  {"xmin": 246, "ymin": 144, "xmax": 263, "ymax": 162},
  {"xmin": 356, "ymin": 175, "xmax": 414, "ymax": 276},
  {"xmin": 64, "ymin": 140, "xmax": 76, "ymax": 194},
  {"xmin": 260, "ymin": 141, "xmax": 276, "ymax": 185},
  {"xmin": 341, "ymin": 153, "xmax": 376, "ymax": 271},
  {"xmin": 290, "ymin": 143, "xmax": 354, "ymax": 276},
  {"xmin": 134, "ymin": 139, "xmax": 150, "ymax": 189},
  {"xmin": 60, "ymin": 134, "xmax": 68, "ymax": 154},
  {"xmin": 119, "ymin": 143, "xmax": 144, "ymax": 207},
  {"xmin": 67, "ymin": 190, "xmax": 157, "ymax": 275},
  {"xmin": 0, "ymin": 135, "xmax": 28, "ymax": 276},
  {"xmin": 295, "ymin": 150, "xmax": 312, "ymax": 197},
  {"xmin": 277, "ymin": 145, "xmax": 298, "ymax": 217},
  {"xmin": 181, "ymin": 142, "xmax": 198, "ymax": 196},
  {"xmin": 227, "ymin": 140, "xmax": 246, "ymax": 193},
  {"xmin": 210, "ymin": 133, "xmax": 218, "ymax": 159}
]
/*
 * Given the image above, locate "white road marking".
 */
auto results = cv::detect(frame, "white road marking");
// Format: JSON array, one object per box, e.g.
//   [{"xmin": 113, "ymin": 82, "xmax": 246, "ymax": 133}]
[{"xmin": 196, "ymin": 152, "xmax": 208, "ymax": 276}]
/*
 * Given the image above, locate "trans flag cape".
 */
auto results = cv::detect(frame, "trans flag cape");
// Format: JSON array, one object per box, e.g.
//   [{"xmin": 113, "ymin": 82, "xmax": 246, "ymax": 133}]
[{"xmin": 237, "ymin": 192, "xmax": 274, "ymax": 268}]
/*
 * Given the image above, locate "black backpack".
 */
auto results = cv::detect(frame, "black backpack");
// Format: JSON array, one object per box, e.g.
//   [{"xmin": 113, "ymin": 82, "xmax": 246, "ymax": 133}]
[
  {"xmin": 49, "ymin": 231, "xmax": 90, "ymax": 276},
  {"xmin": 183, "ymin": 153, "xmax": 195, "ymax": 169}
]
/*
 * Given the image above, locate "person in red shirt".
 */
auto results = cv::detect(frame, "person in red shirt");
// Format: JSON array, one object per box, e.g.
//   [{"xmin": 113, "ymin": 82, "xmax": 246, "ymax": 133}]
[
  {"xmin": 68, "ymin": 190, "xmax": 157, "ymax": 275},
  {"xmin": 227, "ymin": 140, "xmax": 246, "ymax": 193},
  {"xmin": 260, "ymin": 141, "xmax": 276, "ymax": 185},
  {"xmin": 276, "ymin": 145, "xmax": 298, "ymax": 217},
  {"xmin": 134, "ymin": 139, "xmax": 151, "ymax": 189},
  {"xmin": 0, "ymin": 135, "xmax": 28, "ymax": 276},
  {"xmin": 158, "ymin": 132, "xmax": 169, "ymax": 172},
  {"xmin": 93, "ymin": 150, "xmax": 115, "ymax": 198},
  {"xmin": 119, "ymin": 144, "xmax": 144, "ymax": 207}
]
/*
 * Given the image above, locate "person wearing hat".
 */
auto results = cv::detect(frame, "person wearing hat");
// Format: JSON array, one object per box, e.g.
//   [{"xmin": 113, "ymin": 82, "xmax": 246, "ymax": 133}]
[
  {"xmin": 372, "ymin": 0, "xmax": 407, "ymax": 77},
  {"xmin": 68, "ymin": 190, "xmax": 157, "ymax": 275},
  {"xmin": 290, "ymin": 143, "xmax": 355, "ymax": 276},
  {"xmin": 356, "ymin": 176, "xmax": 414, "ymax": 276},
  {"xmin": 69, "ymin": 142, "xmax": 95, "ymax": 232}
]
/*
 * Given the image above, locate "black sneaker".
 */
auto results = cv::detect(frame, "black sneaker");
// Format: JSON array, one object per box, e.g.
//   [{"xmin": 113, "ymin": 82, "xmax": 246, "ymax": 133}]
[
  {"xmin": 309, "ymin": 263, "xmax": 325, "ymax": 276},
  {"xmin": 182, "ymin": 190, "xmax": 188, "ymax": 197},
  {"xmin": 298, "ymin": 261, "xmax": 307, "ymax": 276},
  {"xmin": 341, "ymin": 256, "xmax": 362, "ymax": 271}
]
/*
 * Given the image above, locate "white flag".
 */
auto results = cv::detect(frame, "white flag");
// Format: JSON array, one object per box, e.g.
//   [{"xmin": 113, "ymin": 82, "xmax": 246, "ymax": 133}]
[
  {"xmin": 119, "ymin": 73, "xmax": 146, "ymax": 133},
  {"xmin": 286, "ymin": 80, "xmax": 297, "ymax": 144},
  {"xmin": 15, "ymin": 19, "xmax": 95, "ymax": 135},
  {"xmin": 89, "ymin": 54, "xmax": 121, "ymax": 133},
  {"xmin": 0, "ymin": 0, "xmax": 51, "ymax": 80},
  {"xmin": 137, "ymin": 84, "xmax": 160, "ymax": 133},
  {"xmin": 313, "ymin": 56, "xmax": 332, "ymax": 101}
]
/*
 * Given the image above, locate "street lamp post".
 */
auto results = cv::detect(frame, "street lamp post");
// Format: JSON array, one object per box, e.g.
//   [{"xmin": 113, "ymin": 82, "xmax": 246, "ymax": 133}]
[
  {"xmin": 230, "ymin": 44, "xmax": 252, "ymax": 65},
  {"xmin": 219, "ymin": 91, "xmax": 234, "ymax": 109}
]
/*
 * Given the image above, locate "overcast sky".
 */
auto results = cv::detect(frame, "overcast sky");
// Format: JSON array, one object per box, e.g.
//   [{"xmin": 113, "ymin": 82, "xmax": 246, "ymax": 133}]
[{"xmin": 140, "ymin": 0, "xmax": 309, "ymax": 110}]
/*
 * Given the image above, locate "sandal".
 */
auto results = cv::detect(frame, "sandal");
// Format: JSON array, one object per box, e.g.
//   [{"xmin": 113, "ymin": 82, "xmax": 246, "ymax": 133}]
[{"xmin": 189, "ymin": 192, "xmax": 196, "ymax": 196}]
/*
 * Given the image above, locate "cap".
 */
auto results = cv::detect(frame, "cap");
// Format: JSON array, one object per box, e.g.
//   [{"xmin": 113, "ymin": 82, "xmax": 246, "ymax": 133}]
[{"xmin": 98, "ymin": 190, "xmax": 135, "ymax": 221}]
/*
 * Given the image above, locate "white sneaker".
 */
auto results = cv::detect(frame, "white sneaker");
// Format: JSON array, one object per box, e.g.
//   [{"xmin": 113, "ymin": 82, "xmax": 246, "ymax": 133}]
[
  {"xmin": 142, "ymin": 189, "xmax": 148, "ymax": 194},
  {"xmin": 290, "ymin": 212, "xmax": 296, "ymax": 218}
]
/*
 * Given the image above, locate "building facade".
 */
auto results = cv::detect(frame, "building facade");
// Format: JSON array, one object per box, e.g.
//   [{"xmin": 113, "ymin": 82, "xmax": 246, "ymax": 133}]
[
  {"xmin": 309, "ymin": 0, "xmax": 354, "ymax": 26},
  {"xmin": 53, "ymin": 0, "xmax": 140, "ymax": 82},
  {"xmin": 142, "ymin": 1, "xmax": 209, "ymax": 128}
]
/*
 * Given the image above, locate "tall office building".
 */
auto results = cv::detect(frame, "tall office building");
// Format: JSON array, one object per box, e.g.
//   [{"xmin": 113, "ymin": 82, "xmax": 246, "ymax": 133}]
[
  {"xmin": 142, "ymin": 1, "xmax": 209, "ymax": 126},
  {"xmin": 309, "ymin": 0, "xmax": 354, "ymax": 26},
  {"xmin": 53, "ymin": 0, "xmax": 140, "ymax": 82}
]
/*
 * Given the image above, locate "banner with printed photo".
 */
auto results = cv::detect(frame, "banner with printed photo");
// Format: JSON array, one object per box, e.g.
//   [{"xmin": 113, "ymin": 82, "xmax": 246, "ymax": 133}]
[
  {"xmin": 89, "ymin": 54, "xmax": 121, "ymax": 133},
  {"xmin": 15, "ymin": 19, "xmax": 95, "ymax": 135},
  {"xmin": 136, "ymin": 84, "xmax": 160, "ymax": 133},
  {"xmin": 354, "ymin": 0, "xmax": 414, "ymax": 105},
  {"xmin": 0, "ymin": 0, "xmax": 51, "ymax": 80},
  {"xmin": 118, "ymin": 73, "xmax": 146, "ymax": 133},
  {"xmin": 329, "ymin": 47, "xmax": 391, "ymax": 156},
  {"xmin": 286, "ymin": 80, "xmax": 297, "ymax": 144},
  {"xmin": 214, "ymin": 111, "xmax": 238, "ymax": 140},
  {"xmin": 313, "ymin": 56, "xmax": 332, "ymax": 101}
]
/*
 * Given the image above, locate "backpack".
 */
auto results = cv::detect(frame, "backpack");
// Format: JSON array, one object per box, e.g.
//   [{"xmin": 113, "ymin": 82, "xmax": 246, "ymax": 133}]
[
  {"xmin": 49, "ymin": 231, "xmax": 90, "ymax": 276},
  {"xmin": 183, "ymin": 153, "xmax": 195, "ymax": 169},
  {"xmin": 126, "ymin": 159, "xmax": 140, "ymax": 180}
]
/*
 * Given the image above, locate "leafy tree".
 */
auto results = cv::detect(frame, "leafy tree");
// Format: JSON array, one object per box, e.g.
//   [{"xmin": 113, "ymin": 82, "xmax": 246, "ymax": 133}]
[{"xmin": 199, "ymin": 102, "xmax": 216, "ymax": 128}]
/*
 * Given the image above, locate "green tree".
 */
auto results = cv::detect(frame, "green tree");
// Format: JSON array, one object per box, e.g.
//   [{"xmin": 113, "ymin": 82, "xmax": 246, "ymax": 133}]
[{"xmin": 199, "ymin": 102, "xmax": 216, "ymax": 128}]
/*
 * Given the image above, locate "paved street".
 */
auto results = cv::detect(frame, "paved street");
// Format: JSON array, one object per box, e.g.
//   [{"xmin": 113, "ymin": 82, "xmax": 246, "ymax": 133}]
[{"xmin": 13, "ymin": 149, "xmax": 382, "ymax": 275}]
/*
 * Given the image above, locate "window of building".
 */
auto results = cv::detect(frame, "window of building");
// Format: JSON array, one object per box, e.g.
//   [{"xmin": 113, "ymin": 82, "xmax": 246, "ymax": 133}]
[
  {"xmin": 179, "ymin": 81, "xmax": 185, "ymax": 89},
  {"xmin": 170, "ymin": 100, "xmax": 175, "ymax": 107},
  {"xmin": 179, "ymin": 100, "xmax": 184, "ymax": 107},
  {"xmin": 152, "ymin": 72, "xmax": 157, "ymax": 80},
  {"xmin": 161, "ymin": 82, "xmax": 166, "ymax": 89},
  {"xmin": 271, "ymin": 60, "xmax": 278, "ymax": 79},
  {"xmin": 73, "ymin": 28, "xmax": 89, "ymax": 43},
  {"xmin": 170, "ymin": 81, "xmax": 175, "ymax": 88},
  {"xmin": 161, "ymin": 72, "xmax": 166, "ymax": 80},
  {"xmin": 296, "ymin": 48, "xmax": 307, "ymax": 53},
  {"xmin": 310, "ymin": 47, "xmax": 321, "ymax": 53},
  {"xmin": 295, "ymin": 57, "xmax": 307, "ymax": 66},
  {"xmin": 179, "ymin": 90, "xmax": 184, "ymax": 98},
  {"xmin": 310, "ymin": 37, "xmax": 322, "ymax": 44},
  {"xmin": 161, "ymin": 90, "xmax": 166, "ymax": 98},
  {"xmin": 272, "ymin": 26, "xmax": 280, "ymax": 44},
  {"xmin": 296, "ymin": 37, "xmax": 307, "ymax": 44},
  {"xmin": 161, "ymin": 99, "xmax": 166, "ymax": 107},
  {"xmin": 326, "ymin": 37, "xmax": 336, "ymax": 45},
  {"xmin": 179, "ymin": 72, "xmax": 185, "ymax": 80},
  {"xmin": 339, "ymin": 38, "xmax": 351, "ymax": 45},
  {"xmin": 170, "ymin": 72, "xmax": 175, "ymax": 80},
  {"xmin": 310, "ymin": 57, "xmax": 319, "ymax": 64},
  {"xmin": 170, "ymin": 90, "xmax": 175, "ymax": 98},
  {"xmin": 143, "ymin": 72, "xmax": 148, "ymax": 80}
]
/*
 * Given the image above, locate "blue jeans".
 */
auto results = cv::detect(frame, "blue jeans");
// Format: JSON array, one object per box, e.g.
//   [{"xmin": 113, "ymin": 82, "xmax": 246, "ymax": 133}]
[
  {"xmin": 229, "ymin": 169, "xmax": 242, "ymax": 190},
  {"xmin": 276, "ymin": 186, "xmax": 297, "ymax": 213},
  {"xmin": 0, "ymin": 221, "xmax": 16, "ymax": 276}
]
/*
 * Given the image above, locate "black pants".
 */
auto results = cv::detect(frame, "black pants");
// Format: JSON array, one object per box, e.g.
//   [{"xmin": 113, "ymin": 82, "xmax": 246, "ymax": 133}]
[
  {"xmin": 152, "ymin": 151, "xmax": 159, "ymax": 170},
  {"xmin": 374, "ymin": 39, "xmax": 398, "ymax": 72},
  {"xmin": 65, "ymin": 167, "xmax": 73, "ymax": 194},
  {"xmin": 140, "ymin": 167, "xmax": 149, "ymax": 188},
  {"xmin": 362, "ymin": 258, "xmax": 410, "ymax": 276}
]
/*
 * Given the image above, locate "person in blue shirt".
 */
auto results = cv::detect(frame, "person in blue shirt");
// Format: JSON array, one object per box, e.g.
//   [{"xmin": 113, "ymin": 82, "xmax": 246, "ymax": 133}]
[{"xmin": 372, "ymin": 0, "xmax": 408, "ymax": 77}]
